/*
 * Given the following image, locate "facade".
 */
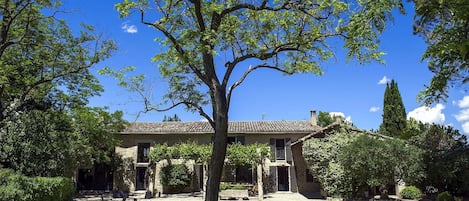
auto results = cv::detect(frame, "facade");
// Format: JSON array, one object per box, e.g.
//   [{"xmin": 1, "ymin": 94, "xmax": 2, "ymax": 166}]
[{"xmin": 112, "ymin": 114, "xmax": 323, "ymax": 195}]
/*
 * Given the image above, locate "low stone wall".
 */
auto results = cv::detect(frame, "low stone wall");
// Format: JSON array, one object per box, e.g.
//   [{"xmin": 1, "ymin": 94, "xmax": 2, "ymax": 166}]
[{"xmin": 219, "ymin": 189, "xmax": 249, "ymax": 200}]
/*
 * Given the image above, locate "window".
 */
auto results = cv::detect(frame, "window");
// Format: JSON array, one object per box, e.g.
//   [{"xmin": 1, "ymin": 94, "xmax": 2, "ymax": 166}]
[
  {"xmin": 137, "ymin": 143, "xmax": 150, "ymax": 163},
  {"xmin": 275, "ymin": 139, "xmax": 286, "ymax": 160},
  {"xmin": 306, "ymin": 169, "xmax": 314, "ymax": 182},
  {"xmin": 227, "ymin": 136, "xmax": 245, "ymax": 145}
]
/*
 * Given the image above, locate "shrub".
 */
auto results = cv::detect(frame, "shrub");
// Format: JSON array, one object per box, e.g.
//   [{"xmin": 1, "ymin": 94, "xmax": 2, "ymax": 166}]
[
  {"xmin": 437, "ymin": 191, "xmax": 453, "ymax": 201},
  {"xmin": 160, "ymin": 164, "xmax": 191, "ymax": 190},
  {"xmin": 0, "ymin": 168, "xmax": 75, "ymax": 201},
  {"xmin": 219, "ymin": 183, "xmax": 248, "ymax": 191},
  {"xmin": 400, "ymin": 186, "xmax": 422, "ymax": 200}
]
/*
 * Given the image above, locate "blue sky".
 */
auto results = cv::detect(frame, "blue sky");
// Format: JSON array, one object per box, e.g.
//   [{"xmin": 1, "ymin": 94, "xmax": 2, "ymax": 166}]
[{"xmin": 59, "ymin": 1, "xmax": 469, "ymax": 135}]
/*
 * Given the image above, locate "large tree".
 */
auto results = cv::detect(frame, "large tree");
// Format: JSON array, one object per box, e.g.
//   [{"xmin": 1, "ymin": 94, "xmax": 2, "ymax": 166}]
[
  {"xmin": 0, "ymin": 0, "xmax": 123, "ymax": 177},
  {"xmin": 0, "ymin": 0, "xmax": 115, "ymax": 120},
  {"xmin": 412, "ymin": 0, "xmax": 469, "ymax": 104},
  {"xmin": 113, "ymin": 1, "xmax": 404, "ymax": 200},
  {"xmin": 380, "ymin": 79, "xmax": 407, "ymax": 137},
  {"xmin": 408, "ymin": 122, "xmax": 469, "ymax": 196}
]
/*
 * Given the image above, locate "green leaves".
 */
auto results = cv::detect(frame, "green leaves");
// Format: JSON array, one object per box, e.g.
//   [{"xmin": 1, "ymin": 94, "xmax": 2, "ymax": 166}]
[
  {"xmin": 412, "ymin": 0, "xmax": 469, "ymax": 104},
  {"xmin": 148, "ymin": 142, "xmax": 269, "ymax": 166},
  {"xmin": 303, "ymin": 127, "xmax": 423, "ymax": 198},
  {"xmin": 113, "ymin": 0, "xmax": 403, "ymax": 112}
]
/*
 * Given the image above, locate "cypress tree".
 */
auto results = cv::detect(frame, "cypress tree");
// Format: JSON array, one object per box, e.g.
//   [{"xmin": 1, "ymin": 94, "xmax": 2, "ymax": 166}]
[{"xmin": 379, "ymin": 80, "xmax": 407, "ymax": 137}]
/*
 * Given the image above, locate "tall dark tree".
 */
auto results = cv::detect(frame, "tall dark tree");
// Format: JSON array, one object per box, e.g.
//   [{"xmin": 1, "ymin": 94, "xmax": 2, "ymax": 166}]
[{"xmin": 380, "ymin": 80, "xmax": 407, "ymax": 137}]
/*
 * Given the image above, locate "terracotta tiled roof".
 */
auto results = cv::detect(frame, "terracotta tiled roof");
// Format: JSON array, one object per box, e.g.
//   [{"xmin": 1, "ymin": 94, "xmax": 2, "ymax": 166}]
[{"xmin": 122, "ymin": 121, "xmax": 321, "ymax": 134}]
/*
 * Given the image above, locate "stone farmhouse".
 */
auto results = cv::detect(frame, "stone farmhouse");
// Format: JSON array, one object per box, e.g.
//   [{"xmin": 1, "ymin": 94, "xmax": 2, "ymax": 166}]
[{"xmin": 76, "ymin": 111, "xmax": 325, "ymax": 196}]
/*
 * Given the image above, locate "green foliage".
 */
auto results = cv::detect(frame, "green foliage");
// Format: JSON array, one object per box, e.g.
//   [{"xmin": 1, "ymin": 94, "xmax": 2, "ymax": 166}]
[
  {"xmin": 149, "ymin": 142, "xmax": 269, "ymax": 166},
  {"xmin": 219, "ymin": 183, "xmax": 248, "ymax": 191},
  {"xmin": 380, "ymin": 79, "xmax": 407, "ymax": 137},
  {"xmin": 341, "ymin": 136, "xmax": 423, "ymax": 197},
  {"xmin": 160, "ymin": 164, "xmax": 191, "ymax": 190},
  {"xmin": 163, "ymin": 114, "xmax": 182, "ymax": 122},
  {"xmin": 400, "ymin": 186, "xmax": 422, "ymax": 200},
  {"xmin": 317, "ymin": 111, "xmax": 334, "ymax": 127},
  {"xmin": 412, "ymin": 0, "xmax": 469, "ymax": 104},
  {"xmin": 437, "ymin": 191, "xmax": 453, "ymax": 201},
  {"xmin": 303, "ymin": 126, "xmax": 423, "ymax": 198},
  {"xmin": 0, "ymin": 168, "xmax": 75, "ymax": 201},
  {"xmin": 302, "ymin": 127, "xmax": 359, "ymax": 198},
  {"xmin": 110, "ymin": 0, "xmax": 406, "ymax": 117},
  {"xmin": 0, "ymin": 0, "xmax": 123, "ymax": 178},
  {"xmin": 408, "ymin": 122, "xmax": 469, "ymax": 196},
  {"xmin": 0, "ymin": 108, "xmax": 125, "ymax": 177}
]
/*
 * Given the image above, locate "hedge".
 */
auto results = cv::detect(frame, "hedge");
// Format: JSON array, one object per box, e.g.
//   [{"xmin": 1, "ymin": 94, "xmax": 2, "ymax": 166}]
[{"xmin": 0, "ymin": 168, "xmax": 75, "ymax": 201}]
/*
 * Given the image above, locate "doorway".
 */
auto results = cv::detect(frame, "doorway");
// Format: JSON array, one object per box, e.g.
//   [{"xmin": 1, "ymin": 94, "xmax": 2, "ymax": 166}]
[
  {"xmin": 136, "ymin": 167, "xmax": 147, "ymax": 190},
  {"xmin": 277, "ymin": 166, "xmax": 289, "ymax": 191}
]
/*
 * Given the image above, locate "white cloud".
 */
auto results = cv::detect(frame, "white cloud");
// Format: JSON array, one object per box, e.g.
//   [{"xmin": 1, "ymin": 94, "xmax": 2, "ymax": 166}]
[
  {"xmin": 462, "ymin": 122, "xmax": 469, "ymax": 134},
  {"xmin": 121, "ymin": 22, "xmax": 138, "ymax": 34},
  {"xmin": 378, "ymin": 76, "xmax": 390, "ymax": 85},
  {"xmin": 457, "ymin": 96, "xmax": 469, "ymax": 108},
  {"xmin": 369, "ymin": 106, "xmax": 380, "ymax": 112},
  {"xmin": 454, "ymin": 96, "xmax": 469, "ymax": 135},
  {"xmin": 329, "ymin": 112, "xmax": 352, "ymax": 123},
  {"xmin": 408, "ymin": 103, "xmax": 445, "ymax": 124},
  {"xmin": 455, "ymin": 108, "xmax": 469, "ymax": 122}
]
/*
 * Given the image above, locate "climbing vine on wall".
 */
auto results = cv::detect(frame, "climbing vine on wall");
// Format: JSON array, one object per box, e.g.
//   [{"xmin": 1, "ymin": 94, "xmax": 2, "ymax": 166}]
[{"xmin": 148, "ymin": 142, "xmax": 270, "ymax": 166}]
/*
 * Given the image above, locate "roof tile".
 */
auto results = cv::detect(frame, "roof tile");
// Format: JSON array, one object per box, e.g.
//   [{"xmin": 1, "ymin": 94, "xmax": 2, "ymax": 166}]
[{"xmin": 122, "ymin": 121, "xmax": 320, "ymax": 134}]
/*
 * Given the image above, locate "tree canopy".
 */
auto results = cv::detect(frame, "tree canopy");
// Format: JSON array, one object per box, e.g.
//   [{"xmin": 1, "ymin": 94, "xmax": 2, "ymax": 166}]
[
  {"xmin": 412, "ymin": 0, "xmax": 469, "ymax": 104},
  {"xmin": 408, "ymin": 121, "xmax": 469, "ymax": 196},
  {"xmin": 113, "ymin": 1, "xmax": 404, "ymax": 200},
  {"xmin": 303, "ymin": 125, "xmax": 423, "ymax": 199},
  {"xmin": 0, "ymin": 0, "xmax": 124, "ymax": 177}
]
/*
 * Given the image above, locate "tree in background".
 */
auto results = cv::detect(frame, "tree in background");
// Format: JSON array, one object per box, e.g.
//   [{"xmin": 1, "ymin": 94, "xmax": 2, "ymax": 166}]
[
  {"xmin": 408, "ymin": 122, "xmax": 469, "ymax": 196},
  {"xmin": 113, "ymin": 1, "xmax": 404, "ymax": 200},
  {"xmin": 380, "ymin": 79, "xmax": 407, "ymax": 137},
  {"xmin": 341, "ymin": 135, "xmax": 423, "ymax": 199},
  {"xmin": 163, "ymin": 114, "xmax": 181, "ymax": 122},
  {"xmin": 0, "ymin": 0, "xmax": 124, "ymax": 177},
  {"xmin": 303, "ymin": 126, "xmax": 359, "ymax": 198},
  {"xmin": 317, "ymin": 111, "xmax": 334, "ymax": 127},
  {"xmin": 411, "ymin": 0, "xmax": 469, "ymax": 104}
]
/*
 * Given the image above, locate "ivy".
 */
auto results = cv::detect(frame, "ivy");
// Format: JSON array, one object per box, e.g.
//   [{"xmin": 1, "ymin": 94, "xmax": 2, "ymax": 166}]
[{"xmin": 148, "ymin": 142, "xmax": 269, "ymax": 166}]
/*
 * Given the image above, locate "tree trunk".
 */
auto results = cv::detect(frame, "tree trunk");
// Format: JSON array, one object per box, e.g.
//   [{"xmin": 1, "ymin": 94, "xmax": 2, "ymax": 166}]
[{"xmin": 205, "ymin": 87, "xmax": 229, "ymax": 201}]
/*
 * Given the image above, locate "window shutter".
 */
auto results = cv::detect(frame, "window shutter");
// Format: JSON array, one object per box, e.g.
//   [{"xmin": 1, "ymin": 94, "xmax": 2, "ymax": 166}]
[
  {"xmin": 269, "ymin": 166, "xmax": 278, "ymax": 192},
  {"xmin": 286, "ymin": 138, "xmax": 292, "ymax": 162},
  {"xmin": 269, "ymin": 138, "xmax": 276, "ymax": 162}
]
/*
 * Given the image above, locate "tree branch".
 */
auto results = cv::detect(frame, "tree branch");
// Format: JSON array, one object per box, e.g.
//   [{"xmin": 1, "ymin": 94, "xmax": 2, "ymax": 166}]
[
  {"xmin": 222, "ymin": 44, "xmax": 301, "ymax": 88},
  {"xmin": 139, "ymin": 9, "xmax": 211, "ymax": 87},
  {"xmin": 226, "ymin": 64, "xmax": 293, "ymax": 107}
]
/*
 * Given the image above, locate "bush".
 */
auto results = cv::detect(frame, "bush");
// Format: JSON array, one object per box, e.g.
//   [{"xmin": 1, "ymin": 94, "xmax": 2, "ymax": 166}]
[
  {"xmin": 160, "ymin": 164, "xmax": 191, "ymax": 190},
  {"xmin": 400, "ymin": 186, "xmax": 422, "ymax": 200},
  {"xmin": 0, "ymin": 168, "xmax": 75, "ymax": 201},
  {"xmin": 437, "ymin": 191, "xmax": 453, "ymax": 201},
  {"xmin": 219, "ymin": 183, "xmax": 248, "ymax": 191}
]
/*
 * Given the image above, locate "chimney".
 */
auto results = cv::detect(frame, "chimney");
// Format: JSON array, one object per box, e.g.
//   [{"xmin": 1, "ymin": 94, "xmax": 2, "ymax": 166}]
[
  {"xmin": 334, "ymin": 115, "xmax": 342, "ymax": 124},
  {"xmin": 310, "ymin": 110, "xmax": 317, "ymax": 126}
]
